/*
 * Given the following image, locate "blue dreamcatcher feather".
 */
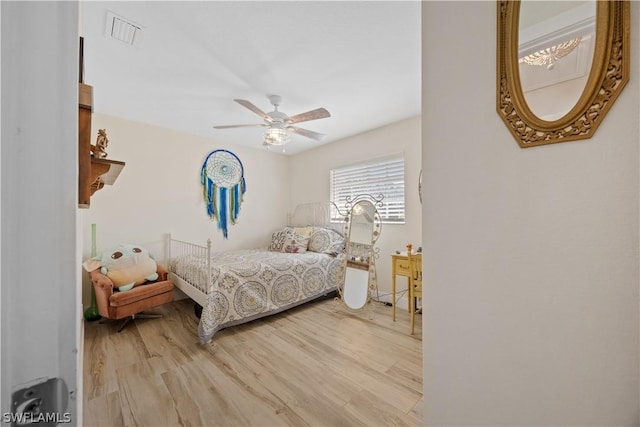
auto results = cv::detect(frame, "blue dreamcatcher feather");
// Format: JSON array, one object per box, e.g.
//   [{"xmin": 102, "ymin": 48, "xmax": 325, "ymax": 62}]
[{"xmin": 201, "ymin": 149, "xmax": 246, "ymax": 239}]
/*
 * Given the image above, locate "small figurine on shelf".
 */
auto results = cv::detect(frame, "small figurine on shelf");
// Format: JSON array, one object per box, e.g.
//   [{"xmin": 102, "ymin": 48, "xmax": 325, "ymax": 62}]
[
  {"xmin": 91, "ymin": 128, "xmax": 109, "ymax": 158},
  {"xmin": 406, "ymin": 243, "xmax": 413, "ymax": 254}
]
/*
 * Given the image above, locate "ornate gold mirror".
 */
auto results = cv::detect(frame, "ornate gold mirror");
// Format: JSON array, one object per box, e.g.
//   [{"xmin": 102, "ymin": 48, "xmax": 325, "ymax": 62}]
[{"xmin": 497, "ymin": 1, "xmax": 629, "ymax": 148}]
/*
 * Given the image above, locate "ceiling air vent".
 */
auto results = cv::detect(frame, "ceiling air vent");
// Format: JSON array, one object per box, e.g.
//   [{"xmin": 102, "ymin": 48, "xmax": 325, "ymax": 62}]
[{"xmin": 104, "ymin": 11, "xmax": 143, "ymax": 46}]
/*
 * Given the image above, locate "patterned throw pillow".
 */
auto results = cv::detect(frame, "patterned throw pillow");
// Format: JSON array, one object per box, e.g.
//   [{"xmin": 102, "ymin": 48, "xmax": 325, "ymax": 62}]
[
  {"xmin": 283, "ymin": 233, "xmax": 311, "ymax": 253},
  {"xmin": 268, "ymin": 227, "xmax": 312, "ymax": 253},
  {"xmin": 308, "ymin": 227, "xmax": 345, "ymax": 255},
  {"xmin": 268, "ymin": 227, "xmax": 293, "ymax": 252}
]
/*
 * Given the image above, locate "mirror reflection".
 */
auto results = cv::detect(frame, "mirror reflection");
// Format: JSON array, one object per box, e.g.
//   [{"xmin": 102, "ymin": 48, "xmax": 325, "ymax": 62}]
[
  {"xmin": 349, "ymin": 201, "xmax": 375, "ymax": 245},
  {"xmin": 518, "ymin": 0, "xmax": 596, "ymax": 120}
]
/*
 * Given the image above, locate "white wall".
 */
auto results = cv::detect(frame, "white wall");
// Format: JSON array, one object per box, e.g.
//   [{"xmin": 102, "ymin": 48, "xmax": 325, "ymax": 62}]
[
  {"xmin": 422, "ymin": 2, "xmax": 639, "ymax": 425},
  {"xmin": 1, "ymin": 1, "xmax": 80, "ymax": 422},
  {"xmin": 290, "ymin": 116, "xmax": 422, "ymax": 307},
  {"xmin": 81, "ymin": 114, "xmax": 290, "ymax": 304}
]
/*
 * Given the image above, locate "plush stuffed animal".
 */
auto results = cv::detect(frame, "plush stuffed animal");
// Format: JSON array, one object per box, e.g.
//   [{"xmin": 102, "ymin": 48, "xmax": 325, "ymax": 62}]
[{"xmin": 82, "ymin": 244, "xmax": 158, "ymax": 291}]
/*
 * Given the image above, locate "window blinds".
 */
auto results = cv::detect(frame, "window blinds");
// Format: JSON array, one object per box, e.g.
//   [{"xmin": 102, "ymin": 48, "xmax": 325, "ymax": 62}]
[{"xmin": 330, "ymin": 155, "xmax": 405, "ymax": 223}]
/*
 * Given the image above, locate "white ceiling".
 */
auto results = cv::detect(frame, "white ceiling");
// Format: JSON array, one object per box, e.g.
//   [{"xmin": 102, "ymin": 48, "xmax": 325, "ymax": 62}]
[{"xmin": 80, "ymin": 1, "xmax": 422, "ymax": 155}]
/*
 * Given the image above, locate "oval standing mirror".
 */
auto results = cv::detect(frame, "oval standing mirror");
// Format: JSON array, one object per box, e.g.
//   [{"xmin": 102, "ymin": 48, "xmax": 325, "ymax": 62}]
[
  {"xmin": 497, "ymin": 0, "xmax": 629, "ymax": 148},
  {"xmin": 336, "ymin": 195, "xmax": 382, "ymax": 315}
]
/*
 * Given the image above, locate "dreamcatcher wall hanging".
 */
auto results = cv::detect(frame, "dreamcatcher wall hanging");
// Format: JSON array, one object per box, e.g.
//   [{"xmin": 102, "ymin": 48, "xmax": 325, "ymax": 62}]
[{"xmin": 201, "ymin": 149, "xmax": 246, "ymax": 239}]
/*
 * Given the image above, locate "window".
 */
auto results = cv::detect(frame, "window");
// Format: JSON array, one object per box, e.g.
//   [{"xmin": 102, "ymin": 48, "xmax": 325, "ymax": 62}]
[{"xmin": 330, "ymin": 155, "xmax": 405, "ymax": 223}]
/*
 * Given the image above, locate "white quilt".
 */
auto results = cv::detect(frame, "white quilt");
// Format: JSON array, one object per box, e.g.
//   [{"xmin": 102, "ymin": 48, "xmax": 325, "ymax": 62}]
[{"xmin": 171, "ymin": 248, "xmax": 343, "ymax": 343}]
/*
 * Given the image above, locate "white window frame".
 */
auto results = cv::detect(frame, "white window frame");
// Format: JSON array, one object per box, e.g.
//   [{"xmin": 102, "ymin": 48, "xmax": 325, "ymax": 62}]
[{"xmin": 330, "ymin": 154, "xmax": 405, "ymax": 224}]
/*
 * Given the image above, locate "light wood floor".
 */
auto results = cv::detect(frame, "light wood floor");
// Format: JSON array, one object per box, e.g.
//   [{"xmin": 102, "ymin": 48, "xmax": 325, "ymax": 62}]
[{"xmin": 83, "ymin": 297, "xmax": 423, "ymax": 427}]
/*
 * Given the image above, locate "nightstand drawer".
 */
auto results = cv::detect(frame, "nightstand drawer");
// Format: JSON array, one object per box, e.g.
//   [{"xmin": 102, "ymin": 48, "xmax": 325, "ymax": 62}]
[{"xmin": 395, "ymin": 259, "xmax": 411, "ymax": 274}]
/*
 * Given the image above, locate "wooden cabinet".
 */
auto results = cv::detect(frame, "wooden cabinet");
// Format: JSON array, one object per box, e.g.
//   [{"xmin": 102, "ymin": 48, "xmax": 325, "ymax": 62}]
[{"xmin": 78, "ymin": 83, "xmax": 125, "ymax": 208}]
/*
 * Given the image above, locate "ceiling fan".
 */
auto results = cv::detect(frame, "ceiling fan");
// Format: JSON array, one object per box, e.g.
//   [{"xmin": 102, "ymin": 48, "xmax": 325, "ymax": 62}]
[{"xmin": 214, "ymin": 95, "xmax": 331, "ymax": 146}]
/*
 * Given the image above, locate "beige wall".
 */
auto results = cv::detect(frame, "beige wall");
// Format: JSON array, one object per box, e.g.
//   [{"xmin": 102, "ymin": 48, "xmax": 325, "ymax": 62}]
[
  {"xmin": 81, "ymin": 113, "xmax": 291, "ymax": 303},
  {"xmin": 289, "ymin": 116, "xmax": 422, "ymax": 307},
  {"xmin": 422, "ymin": 1, "xmax": 639, "ymax": 425}
]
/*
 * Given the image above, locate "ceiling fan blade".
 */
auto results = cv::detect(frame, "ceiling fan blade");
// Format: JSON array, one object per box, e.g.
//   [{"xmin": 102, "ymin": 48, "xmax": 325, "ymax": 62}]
[
  {"xmin": 234, "ymin": 99, "xmax": 271, "ymax": 122},
  {"xmin": 288, "ymin": 126, "xmax": 326, "ymax": 141},
  {"xmin": 286, "ymin": 107, "xmax": 331, "ymax": 124},
  {"xmin": 213, "ymin": 124, "xmax": 267, "ymax": 129}
]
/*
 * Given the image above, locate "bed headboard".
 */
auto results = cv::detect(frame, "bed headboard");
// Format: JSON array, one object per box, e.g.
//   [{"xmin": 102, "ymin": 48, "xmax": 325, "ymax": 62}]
[{"xmin": 288, "ymin": 201, "xmax": 346, "ymax": 233}]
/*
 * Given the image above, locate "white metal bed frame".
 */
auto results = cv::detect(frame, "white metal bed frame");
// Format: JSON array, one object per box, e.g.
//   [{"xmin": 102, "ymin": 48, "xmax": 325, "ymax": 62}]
[{"xmin": 165, "ymin": 235, "xmax": 211, "ymax": 307}]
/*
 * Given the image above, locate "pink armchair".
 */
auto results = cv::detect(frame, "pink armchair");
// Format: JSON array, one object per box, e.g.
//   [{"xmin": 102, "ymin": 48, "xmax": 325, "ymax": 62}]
[{"xmin": 88, "ymin": 264, "xmax": 174, "ymax": 331}]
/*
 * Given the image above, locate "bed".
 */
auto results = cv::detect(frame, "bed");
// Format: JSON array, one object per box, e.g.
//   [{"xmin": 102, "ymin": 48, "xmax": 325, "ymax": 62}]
[{"xmin": 166, "ymin": 202, "xmax": 346, "ymax": 344}]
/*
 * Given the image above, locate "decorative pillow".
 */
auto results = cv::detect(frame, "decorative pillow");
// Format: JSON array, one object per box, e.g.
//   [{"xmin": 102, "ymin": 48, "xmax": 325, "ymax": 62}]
[
  {"xmin": 268, "ymin": 227, "xmax": 293, "ymax": 252},
  {"xmin": 292, "ymin": 226, "xmax": 312, "ymax": 238},
  {"xmin": 283, "ymin": 233, "xmax": 310, "ymax": 253},
  {"xmin": 269, "ymin": 226, "xmax": 314, "ymax": 253},
  {"xmin": 308, "ymin": 227, "xmax": 345, "ymax": 255}
]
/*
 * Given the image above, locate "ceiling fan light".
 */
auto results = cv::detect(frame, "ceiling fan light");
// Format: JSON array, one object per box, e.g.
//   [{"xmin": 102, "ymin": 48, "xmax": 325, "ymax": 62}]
[
  {"xmin": 519, "ymin": 37, "xmax": 582, "ymax": 69},
  {"xmin": 264, "ymin": 127, "xmax": 290, "ymax": 145}
]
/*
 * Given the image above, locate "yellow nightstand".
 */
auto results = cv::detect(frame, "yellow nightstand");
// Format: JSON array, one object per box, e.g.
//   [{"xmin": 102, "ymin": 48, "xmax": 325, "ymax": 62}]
[{"xmin": 391, "ymin": 252, "xmax": 419, "ymax": 321}]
